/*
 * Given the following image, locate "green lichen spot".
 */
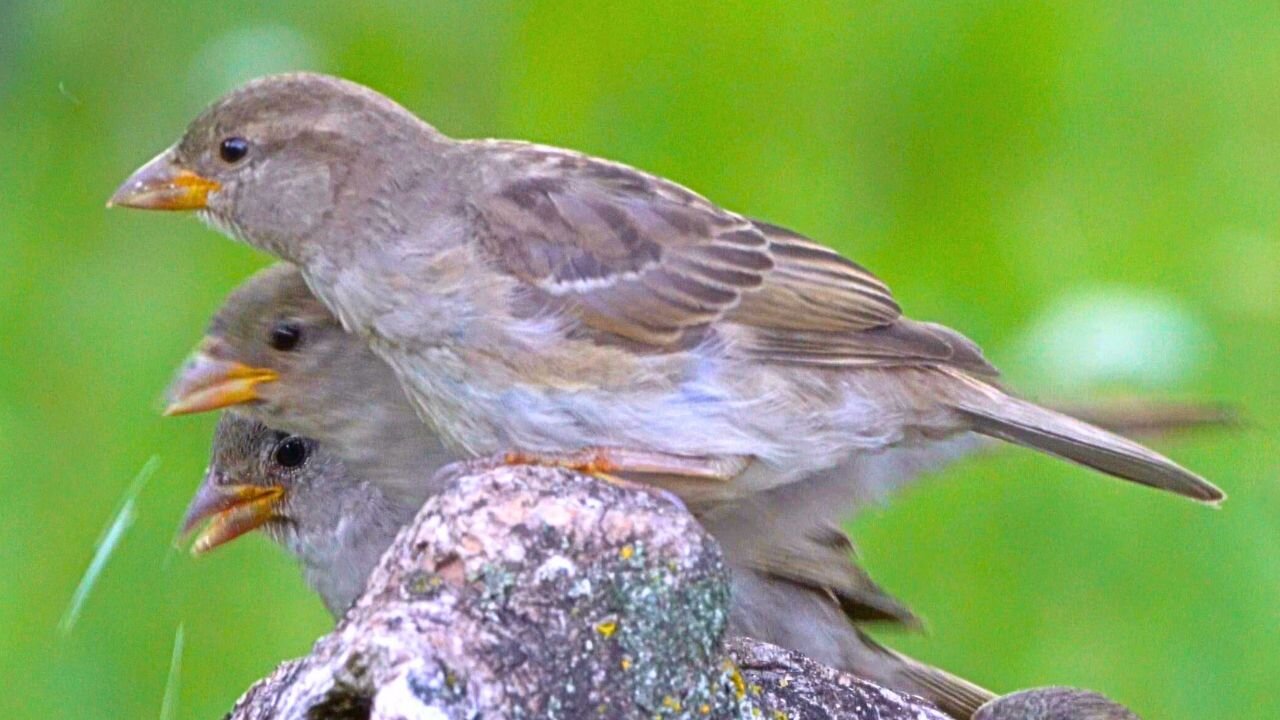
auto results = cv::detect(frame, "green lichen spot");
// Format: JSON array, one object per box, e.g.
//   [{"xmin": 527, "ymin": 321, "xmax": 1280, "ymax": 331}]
[{"xmin": 403, "ymin": 570, "xmax": 442, "ymax": 598}]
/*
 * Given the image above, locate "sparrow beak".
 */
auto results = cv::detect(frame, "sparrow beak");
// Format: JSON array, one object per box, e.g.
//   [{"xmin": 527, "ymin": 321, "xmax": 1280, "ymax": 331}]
[
  {"xmin": 181, "ymin": 477, "xmax": 285, "ymax": 555},
  {"xmin": 108, "ymin": 147, "xmax": 219, "ymax": 210},
  {"xmin": 165, "ymin": 344, "xmax": 279, "ymax": 416}
]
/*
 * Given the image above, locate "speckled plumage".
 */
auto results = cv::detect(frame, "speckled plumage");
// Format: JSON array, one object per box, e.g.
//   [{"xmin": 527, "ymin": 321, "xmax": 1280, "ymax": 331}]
[{"xmin": 121, "ymin": 72, "xmax": 1221, "ymax": 508}]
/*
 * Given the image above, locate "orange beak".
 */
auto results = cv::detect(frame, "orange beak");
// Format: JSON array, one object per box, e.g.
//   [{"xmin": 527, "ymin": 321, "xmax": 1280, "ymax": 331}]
[
  {"xmin": 165, "ymin": 343, "xmax": 279, "ymax": 416},
  {"xmin": 181, "ymin": 476, "xmax": 285, "ymax": 555},
  {"xmin": 108, "ymin": 147, "xmax": 219, "ymax": 211}
]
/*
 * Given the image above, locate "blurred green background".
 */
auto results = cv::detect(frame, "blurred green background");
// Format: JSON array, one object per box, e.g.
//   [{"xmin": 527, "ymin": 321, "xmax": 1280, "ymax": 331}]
[{"xmin": 1, "ymin": 1, "xmax": 1276, "ymax": 717}]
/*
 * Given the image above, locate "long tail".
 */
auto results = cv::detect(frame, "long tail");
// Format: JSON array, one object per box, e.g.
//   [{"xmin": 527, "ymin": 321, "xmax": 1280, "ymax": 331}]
[
  {"xmin": 947, "ymin": 375, "xmax": 1225, "ymax": 504},
  {"xmin": 723, "ymin": 550, "xmax": 993, "ymax": 718},
  {"xmin": 1046, "ymin": 399, "xmax": 1238, "ymax": 438},
  {"xmin": 856, "ymin": 630, "xmax": 995, "ymax": 719}
]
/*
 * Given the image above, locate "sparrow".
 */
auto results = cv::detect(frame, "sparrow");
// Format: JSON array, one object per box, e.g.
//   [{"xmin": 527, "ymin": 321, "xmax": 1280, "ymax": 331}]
[
  {"xmin": 166, "ymin": 262, "xmax": 454, "ymax": 507},
  {"xmin": 183, "ymin": 413, "xmax": 422, "ymax": 616},
  {"xmin": 973, "ymin": 687, "xmax": 1140, "ymax": 720},
  {"xmin": 112, "ymin": 72, "xmax": 1223, "ymax": 512},
  {"xmin": 190, "ymin": 411, "xmax": 993, "ymax": 718},
  {"xmin": 165, "ymin": 262, "xmax": 1231, "ymax": 608}
]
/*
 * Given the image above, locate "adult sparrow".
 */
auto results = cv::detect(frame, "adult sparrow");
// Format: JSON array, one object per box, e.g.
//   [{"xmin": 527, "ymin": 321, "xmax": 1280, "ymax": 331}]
[{"xmin": 114, "ymin": 73, "xmax": 1223, "ymax": 509}]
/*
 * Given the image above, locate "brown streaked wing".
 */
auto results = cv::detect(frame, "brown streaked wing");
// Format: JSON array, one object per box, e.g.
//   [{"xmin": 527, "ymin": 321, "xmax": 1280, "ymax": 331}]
[
  {"xmin": 471, "ymin": 142, "xmax": 997, "ymax": 376},
  {"xmin": 741, "ymin": 319, "xmax": 1001, "ymax": 377},
  {"xmin": 733, "ymin": 220, "xmax": 902, "ymax": 331},
  {"xmin": 472, "ymin": 144, "xmax": 774, "ymax": 347}
]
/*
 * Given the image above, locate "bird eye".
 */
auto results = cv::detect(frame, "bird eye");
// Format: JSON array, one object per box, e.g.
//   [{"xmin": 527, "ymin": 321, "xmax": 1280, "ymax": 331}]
[
  {"xmin": 219, "ymin": 137, "xmax": 250, "ymax": 163},
  {"xmin": 272, "ymin": 437, "xmax": 309, "ymax": 468},
  {"xmin": 269, "ymin": 321, "xmax": 302, "ymax": 351}
]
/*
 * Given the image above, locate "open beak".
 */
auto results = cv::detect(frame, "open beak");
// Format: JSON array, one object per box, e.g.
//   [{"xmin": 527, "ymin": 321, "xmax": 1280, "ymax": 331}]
[
  {"xmin": 108, "ymin": 147, "xmax": 219, "ymax": 211},
  {"xmin": 181, "ymin": 476, "xmax": 285, "ymax": 554},
  {"xmin": 165, "ymin": 344, "xmax": 278, "ymax": 416}
]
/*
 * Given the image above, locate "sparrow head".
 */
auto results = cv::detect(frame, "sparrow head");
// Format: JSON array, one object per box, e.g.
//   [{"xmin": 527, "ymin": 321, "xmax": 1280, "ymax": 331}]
[
  {"xmin": 165, "ymin": 263, "xmax": 393, "ymax": 435},
  {"xmin": 108, "ymin": 73, "xmax": 440, "ymax": 256},
  {"xmin": 185, "ymin": 413, "xmax": 418, "ymax": 615},
  {"xmin": 183, "ymin": 413, "xmax": 334, "ymax": 554},
  {"xmin": 167, "ymin": 263, "xmax": 456, "ymax": 505},
  {"xmin": 973, "ymin": 687, "xmax": 1139, "ymax": 720}
]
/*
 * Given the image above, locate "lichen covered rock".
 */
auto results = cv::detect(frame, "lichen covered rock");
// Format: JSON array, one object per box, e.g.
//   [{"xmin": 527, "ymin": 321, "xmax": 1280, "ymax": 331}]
[{"xmin": 225, "ymin": 464, "xmax": 949, "ymax": 720}]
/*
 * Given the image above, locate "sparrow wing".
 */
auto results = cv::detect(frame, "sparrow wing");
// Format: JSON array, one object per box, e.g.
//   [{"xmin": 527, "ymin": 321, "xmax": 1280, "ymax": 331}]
[{"xmin": 470, "ymin": 142, "xmax": 996, "ymax": 375}]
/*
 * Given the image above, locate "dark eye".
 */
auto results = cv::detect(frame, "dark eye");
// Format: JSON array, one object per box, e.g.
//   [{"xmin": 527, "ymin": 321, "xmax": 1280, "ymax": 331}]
[
  {"xmin": 272, "ymin": 437, "xmax": 309, "ymax": 468},
  {"xmin": 219, "ymin": 137, "xmax": 249, "ymax": 163},
  {"xmin": 269, "ymin": 321, "xmax": 302, "ymax": 351}
]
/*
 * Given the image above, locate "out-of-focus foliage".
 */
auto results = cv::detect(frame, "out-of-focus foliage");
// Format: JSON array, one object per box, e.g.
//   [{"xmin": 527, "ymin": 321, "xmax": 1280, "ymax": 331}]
[{"xmin": 0, "ymin": 2, "xmax": 1275, "ymax": 718}]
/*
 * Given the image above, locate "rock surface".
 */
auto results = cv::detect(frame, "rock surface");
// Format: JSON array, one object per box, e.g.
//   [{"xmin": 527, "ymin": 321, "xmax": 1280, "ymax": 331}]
[{"xmin": 224, "ymin": 464, "xmax": 951, "ymax": 719}]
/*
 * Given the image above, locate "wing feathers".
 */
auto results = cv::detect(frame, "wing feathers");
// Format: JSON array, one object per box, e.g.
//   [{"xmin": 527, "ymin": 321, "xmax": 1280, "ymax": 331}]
[
  {"xmin": 745, "ymin": 319, "xmax": 999, "ymax": 375},
  {"xmin": 475, "ymin": 142, "xmax": 994, "ymax": 372}
]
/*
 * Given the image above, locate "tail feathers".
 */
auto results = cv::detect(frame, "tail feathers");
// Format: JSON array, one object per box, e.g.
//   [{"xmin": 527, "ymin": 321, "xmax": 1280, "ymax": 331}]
[
  {"xmin": 1047, "ymin": 399, "xmax": 1239, "ymax": 438},
  {"xmin": 747, "ymin": 529, "xmax": 919, "ymax": 626},
  {"xmin": 952, "ymin": 392, "xmax": 1225, "ymax": 505},
  {"xmin": 859, "ymin": 630, "xmax": 995, "ymax": 719}
]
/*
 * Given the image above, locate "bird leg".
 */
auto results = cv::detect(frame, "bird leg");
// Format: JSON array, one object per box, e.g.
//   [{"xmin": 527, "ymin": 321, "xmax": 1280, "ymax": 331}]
[
  {"xmin": 501, "ymin": 447, "xmax": 747, "ymax": 481},
  {"xmin": 500, "ymin": 447, "xmax": 750, "ymax": 511}
]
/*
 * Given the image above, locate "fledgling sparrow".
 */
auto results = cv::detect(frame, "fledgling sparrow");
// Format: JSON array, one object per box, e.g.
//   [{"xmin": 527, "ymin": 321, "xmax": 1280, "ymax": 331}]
[{"xmin": 183, "ymin": 413, "xmax": 420, "ymax": 616}]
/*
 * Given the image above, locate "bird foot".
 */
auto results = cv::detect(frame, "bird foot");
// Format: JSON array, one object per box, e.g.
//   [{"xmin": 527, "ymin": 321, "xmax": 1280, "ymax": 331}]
[
  {"xmin": 502, "ymin": 447, "xmax": 747, "ymax": 481},
  {"xmin": 500, "ymin": 447, "xmax": 702, "ymax": 511}
]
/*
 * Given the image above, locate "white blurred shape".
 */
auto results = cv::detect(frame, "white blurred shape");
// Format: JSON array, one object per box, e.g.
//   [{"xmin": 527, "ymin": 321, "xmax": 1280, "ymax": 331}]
[
  {"xmin": 1016, "ymin": 288, "xmax": 1210, "ymax": 390},
  {"xmin": 186, "ymin": 24, "xmax": 323, "ymax": 103}
]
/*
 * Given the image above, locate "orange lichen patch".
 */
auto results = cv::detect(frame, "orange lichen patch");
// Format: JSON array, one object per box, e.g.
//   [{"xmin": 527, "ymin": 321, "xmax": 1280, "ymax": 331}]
[
  {"xmin": 434, "ymin": 554, "xmax": 467, "ymax": 585},
  {"xmin": 492, "ymin": 498, "xmax": 528, "ymax": 525},
  {"xmin": 661, "ymin": 696, "xmax": 682, "ymax": 711},
  {"xmin": 538, "ymin": 503, "xmax": 573, "ymax": 527},
  {"xmin": 619, "ymin": 544, "xmax": 635, "ymax": 560},
  {"xmin": 458, "ymin": 533, "xmax": 486, "ymax": 555},
  {"xmin": 595, "ymin": 619, "xmax": 619, "ymax": 638},
  {"xmin": 620, "ymin": 656, "xmax": 633, "ymax": 671}
]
